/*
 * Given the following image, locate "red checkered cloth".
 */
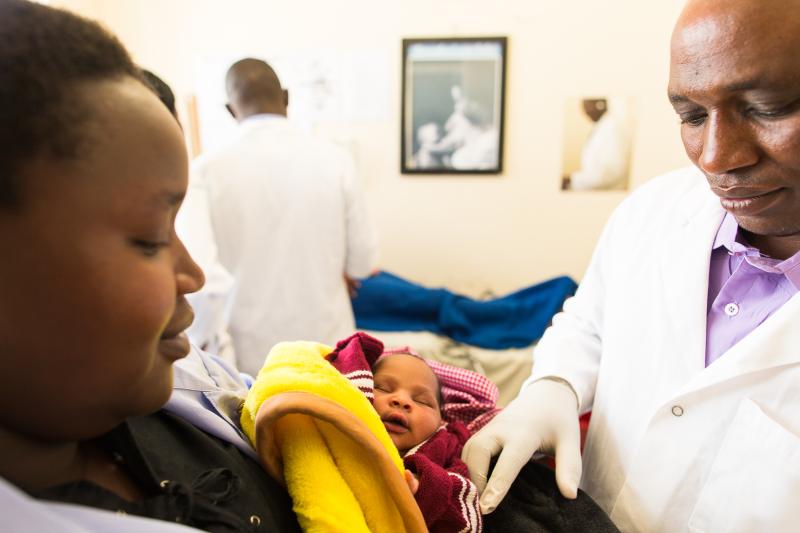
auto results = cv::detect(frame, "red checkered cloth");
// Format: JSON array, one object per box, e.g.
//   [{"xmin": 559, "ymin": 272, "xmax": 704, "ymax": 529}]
[{"xmin": 330, "ymin": 333, "xmax": 501, "ymax": 435}]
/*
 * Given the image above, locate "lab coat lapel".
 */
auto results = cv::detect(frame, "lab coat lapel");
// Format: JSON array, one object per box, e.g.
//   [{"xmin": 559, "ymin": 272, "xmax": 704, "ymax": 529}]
[
  {"xmin": 656, "ymin": 189, "xmax": 724, "ymax": 397},
  {"xmin": 676, "ymin": 292, "xmax": 800, "ymax": 396}
]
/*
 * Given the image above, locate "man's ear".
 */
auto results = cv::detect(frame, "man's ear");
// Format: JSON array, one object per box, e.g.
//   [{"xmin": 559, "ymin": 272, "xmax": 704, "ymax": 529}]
[
  {"xmin": 225, "ymin": 103, "xmax": 236, "ymax": 120},
  {"xmin": 283, "ymin": 89, "xmax": 289, "ymax": 109}
]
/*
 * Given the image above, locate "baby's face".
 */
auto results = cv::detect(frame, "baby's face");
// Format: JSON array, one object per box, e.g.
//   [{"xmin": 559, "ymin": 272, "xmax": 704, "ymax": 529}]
[
  {"xmin": 373, "ymin": 354, "xmax": 442, "ymax": 454},
  {"xmin": 417, "ymin": 123, "xmax": 439, "ymax": 145}
]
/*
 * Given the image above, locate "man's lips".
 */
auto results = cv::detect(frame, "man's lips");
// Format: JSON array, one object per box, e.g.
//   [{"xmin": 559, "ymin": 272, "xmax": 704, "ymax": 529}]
[
  {"xmin": 710, "ymin": 186, "xmax": 785, "ymax": 215},
  {"xmin": 710, "ymin": 184, "xmax": 783, "ymax": 199}
]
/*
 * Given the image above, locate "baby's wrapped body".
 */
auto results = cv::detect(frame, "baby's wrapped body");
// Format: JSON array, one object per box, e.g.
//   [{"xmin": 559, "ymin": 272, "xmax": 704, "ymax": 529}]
[
  {"xmin": 331, "ymin": 334, "xmax": 497, "ymax": 532},
  {"xmin": 242, "ymin": 333, "xmax": 498, "ymax": 533}
]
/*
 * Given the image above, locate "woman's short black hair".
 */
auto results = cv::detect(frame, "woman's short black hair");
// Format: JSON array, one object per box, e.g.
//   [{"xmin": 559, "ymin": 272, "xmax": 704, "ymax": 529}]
[
  {"xmin": 0, "ymin": 0, "xmax": 140, "ymax": 208},
  {"xmin": 141, "ymin": 69, "xmax": 178, "ymax": 118}
]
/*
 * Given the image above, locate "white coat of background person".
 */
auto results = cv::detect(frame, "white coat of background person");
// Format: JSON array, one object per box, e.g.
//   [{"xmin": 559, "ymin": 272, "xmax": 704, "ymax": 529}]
[
  {"xmin": 175, "ymin": 173, "xmax": 236, "ymax": 362},
  {"xmin": 568, "ymin": 98, "xmax": 633, "ymax": 191},
  {"xmin": 191, "ymin": 58, "xmax": 378, "ymax": 375},
  {"xmin": 463, "ymin": 0, "xmax": 800, "ymax": 531}
]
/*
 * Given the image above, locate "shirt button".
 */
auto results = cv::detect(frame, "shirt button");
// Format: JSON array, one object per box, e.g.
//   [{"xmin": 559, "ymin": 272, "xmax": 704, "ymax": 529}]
[
  {"xmin": 159, "ymin": 479, "xmax": 170, "ymax": 489},
  {"xmin": 672, "ymin": 405, "xmax": 684, "ymax": 417},
  {"xmin": 250, "ymin": 515, "xmax": 262, "ymax": 527},
  {"xmin": 724, "ymin": 302, "xmax": 740, "ymax": 316}
]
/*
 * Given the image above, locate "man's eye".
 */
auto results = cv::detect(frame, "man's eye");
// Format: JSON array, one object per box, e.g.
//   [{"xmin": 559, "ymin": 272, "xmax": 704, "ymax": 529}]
[
  {"xmin": 679, "ymin": 113, "xmax": 706, "ymax": 126},
  {"xmin": 748, "ymin": 105, "xmax": 794, "ymax": 119}
]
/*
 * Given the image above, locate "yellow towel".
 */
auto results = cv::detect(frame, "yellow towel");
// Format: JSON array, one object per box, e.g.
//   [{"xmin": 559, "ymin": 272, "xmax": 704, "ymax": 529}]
[{"xmin": 240, "ymin": 341, "xmax": 427, "ymax": 533}]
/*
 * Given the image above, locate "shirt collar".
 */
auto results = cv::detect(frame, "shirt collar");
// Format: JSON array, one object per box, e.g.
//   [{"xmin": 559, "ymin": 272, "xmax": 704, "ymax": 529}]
[
  {"xmin": 240, "ymin": 113, "xmax": 286, "ymax": 125},
  {"xmin": 712, "ymin": 212, "xmax": 740, "ymax": 250},
  {"xmin": 784, "ymin": 259, "xmax": 800, "ymax": 290},
  {"xmin": 237, "ymin": 113, "xmax": 287, "ymax": 134},
  {"xmin": 713, "ymin": 212, "xmax": 800, "ymax": 290}
]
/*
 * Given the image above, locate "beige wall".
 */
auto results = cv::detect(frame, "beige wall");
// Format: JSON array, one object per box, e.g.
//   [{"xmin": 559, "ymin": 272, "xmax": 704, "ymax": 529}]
[{"xmin": 58, "ymin": 0, "xmax": 690, "ymax": 294}]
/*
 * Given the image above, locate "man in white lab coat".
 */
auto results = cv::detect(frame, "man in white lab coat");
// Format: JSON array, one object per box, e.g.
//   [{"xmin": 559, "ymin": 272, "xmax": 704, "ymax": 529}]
[
  {"xmin": 192, "ymin": 58, "xmax": 378, "ymax": 375},
  {"xmin": 464, "ymin": 0, "xmax": 800, "ymax": 531},
  {"xmin": 568, "ymin": 98, "xmax": 633, "ymax": 191}
]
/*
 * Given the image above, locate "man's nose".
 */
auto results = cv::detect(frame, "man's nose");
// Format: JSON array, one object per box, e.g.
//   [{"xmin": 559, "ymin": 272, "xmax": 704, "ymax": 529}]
[{"xmin": 698, "ymin": 110, "xmax": 759, "ymax": 176}]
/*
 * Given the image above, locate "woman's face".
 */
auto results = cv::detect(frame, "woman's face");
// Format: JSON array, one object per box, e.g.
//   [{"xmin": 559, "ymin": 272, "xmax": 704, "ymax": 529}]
[{"xmin": 0, "ymin": 77, "xmax": 204, "ymax": 441}]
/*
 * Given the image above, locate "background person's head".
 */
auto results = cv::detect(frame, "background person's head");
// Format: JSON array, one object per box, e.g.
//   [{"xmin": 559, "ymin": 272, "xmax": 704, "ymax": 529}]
[
  {"xmin": 582, "ymin": 98, "xmax": 607, "ymax": 123},
  {"xmin": 372, "ymin": 353, "xmax": 443, "ymax": 454},
  {"xmin": 225, "ymin": 58, "xmax": 288, "ymax": 121},
  {"xmin": 669, "ymin": 0, "xmax": 800, "ymax": 257},
  {"xmin": 417, "ymin": 122, "xmax": 440, "ymax": 146},
  {"xmin": 0, "ymin": 0, "xmax": 204, "ymax": 443}
]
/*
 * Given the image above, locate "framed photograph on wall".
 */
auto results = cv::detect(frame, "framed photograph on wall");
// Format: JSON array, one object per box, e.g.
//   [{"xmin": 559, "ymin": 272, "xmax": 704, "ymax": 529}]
[{"xmin": 401, "ymin": 37, "xmax": 507, "ymax": 174}]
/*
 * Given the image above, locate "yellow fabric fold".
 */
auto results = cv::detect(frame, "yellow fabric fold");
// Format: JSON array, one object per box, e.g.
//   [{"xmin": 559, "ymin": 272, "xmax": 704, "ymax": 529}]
[{"xmin": 240, "ymin": 341, "xmax": 423, "ymax": 533}]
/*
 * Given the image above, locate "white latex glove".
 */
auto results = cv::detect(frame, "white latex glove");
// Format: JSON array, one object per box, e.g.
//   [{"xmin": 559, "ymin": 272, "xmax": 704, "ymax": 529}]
[{"xmin": 461, "ymin": 378, "xmax": 582, "ymax": 514}]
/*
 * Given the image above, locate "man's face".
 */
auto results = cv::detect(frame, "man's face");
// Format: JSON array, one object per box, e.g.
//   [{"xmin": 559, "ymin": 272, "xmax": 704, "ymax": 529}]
[
  {"xmin": 582, "ymin": 99, "xmax": 607, "ymax": 123},
  {"xmin": 668, "ymin": 4, "xmax": 800, "ymax": 240},
  {"xmin": 0, "ymin": 78, "xmax": 205, "ymax": 441},
  {"xmin": 373, "ymin": 354, "xmax": 442, "ymax": 454}
]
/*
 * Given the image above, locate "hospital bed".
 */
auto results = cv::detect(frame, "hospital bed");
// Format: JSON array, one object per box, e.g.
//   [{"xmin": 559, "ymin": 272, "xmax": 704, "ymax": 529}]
[{"xmin": 352, "ymin": 271, "xmax": 578, "ymax": 406}]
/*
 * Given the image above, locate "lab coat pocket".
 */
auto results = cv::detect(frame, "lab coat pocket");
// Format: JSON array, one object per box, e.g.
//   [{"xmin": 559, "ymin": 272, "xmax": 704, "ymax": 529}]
[{"xmin": 687, "ymin": 398, "xmax": 800, "ymax": 533}]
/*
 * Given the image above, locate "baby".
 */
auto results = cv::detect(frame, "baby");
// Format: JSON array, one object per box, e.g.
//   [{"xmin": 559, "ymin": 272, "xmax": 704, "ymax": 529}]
[
  {"xmin": 329, "ymin": 334, "xmax": 482, "ymax": 533},
  {"xmin": 372, "ymin": 352, "xmax": 443, "ymax": 490}
]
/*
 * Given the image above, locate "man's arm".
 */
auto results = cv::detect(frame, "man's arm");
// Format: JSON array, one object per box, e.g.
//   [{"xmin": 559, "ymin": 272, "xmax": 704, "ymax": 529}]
[
  {"xmin": 340, "ymin": 151, "xmax": 378, "ymax": 279},
  {"xmin": 463, "ymin": 200, "xmax": 625, "ymax": 510}
]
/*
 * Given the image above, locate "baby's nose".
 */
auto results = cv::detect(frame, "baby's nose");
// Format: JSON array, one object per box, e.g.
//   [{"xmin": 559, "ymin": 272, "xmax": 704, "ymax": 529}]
[{"xmin": 390, "ymin": 397, "xmax": 411, "ymax": 410}]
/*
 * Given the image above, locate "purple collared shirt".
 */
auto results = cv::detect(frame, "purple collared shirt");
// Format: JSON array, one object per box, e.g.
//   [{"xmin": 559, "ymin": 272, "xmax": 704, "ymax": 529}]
[{"xmin": 706, "ymin": 213, "xmax": 800, "ymax": 365}]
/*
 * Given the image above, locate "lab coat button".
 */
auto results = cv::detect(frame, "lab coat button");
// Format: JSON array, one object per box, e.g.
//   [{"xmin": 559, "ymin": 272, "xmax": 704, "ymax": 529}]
[
  {"xmin": 724, "ymin": 302, "xmax": 740, "ymax": 316},
  {"xmin": 671, "ymin": 405, "xmax": 684, "ymax": 417}
]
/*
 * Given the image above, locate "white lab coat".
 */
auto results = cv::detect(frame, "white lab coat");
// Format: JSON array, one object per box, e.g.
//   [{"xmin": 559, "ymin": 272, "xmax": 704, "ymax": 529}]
[
  {"xmin": 528, "ymin": 166, "xmax": 800, "ymax": 532},
  {"xmin": 191, "ymin": 115, "xmax": 378, "ymax": 375},
  {"xmin": 175, "ymin": 173, "xmax": 235, "ymax": 362}
]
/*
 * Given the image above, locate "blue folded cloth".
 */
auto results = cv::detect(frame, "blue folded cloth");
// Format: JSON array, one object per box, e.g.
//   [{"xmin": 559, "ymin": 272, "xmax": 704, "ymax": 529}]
[{"xmin": 351, "ymin": 271, "xmax": 577, "ymax": 350}]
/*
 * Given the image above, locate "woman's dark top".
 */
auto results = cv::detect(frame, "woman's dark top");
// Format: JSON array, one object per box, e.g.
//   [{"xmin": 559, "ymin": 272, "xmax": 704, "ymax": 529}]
[{"xmin": 32, "ymin": 410, "xmax": 300, "ymax": 532}]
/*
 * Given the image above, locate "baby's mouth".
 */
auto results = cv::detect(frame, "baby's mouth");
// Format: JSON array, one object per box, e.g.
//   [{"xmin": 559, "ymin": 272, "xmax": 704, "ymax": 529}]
[{"xmin": 382, "ymin": 412, "xmax": 409, "ymax": 434}]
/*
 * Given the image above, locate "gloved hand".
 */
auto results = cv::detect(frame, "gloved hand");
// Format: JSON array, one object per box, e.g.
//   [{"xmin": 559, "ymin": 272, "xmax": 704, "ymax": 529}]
[{"xmin": 461, "ymin": 378, "xmax": 582, "ymax": 514}]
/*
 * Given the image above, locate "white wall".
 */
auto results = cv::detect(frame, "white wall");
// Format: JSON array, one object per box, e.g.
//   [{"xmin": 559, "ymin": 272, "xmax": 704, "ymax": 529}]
[{"xmin": 58, "ymin": 0, "xmax": 690, "ymax": 294}]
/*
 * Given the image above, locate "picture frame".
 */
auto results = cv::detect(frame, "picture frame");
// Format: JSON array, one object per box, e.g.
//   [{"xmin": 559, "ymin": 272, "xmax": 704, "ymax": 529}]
[{"xmin": 401, "ymin": 37, "xmax": 507, "ymax": 175}]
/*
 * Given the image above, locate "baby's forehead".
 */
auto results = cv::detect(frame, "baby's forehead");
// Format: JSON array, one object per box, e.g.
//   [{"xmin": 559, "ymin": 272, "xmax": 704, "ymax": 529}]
[{"xmin": 374, "ymin": 353, "xmax": 439, "ymax": 386}]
